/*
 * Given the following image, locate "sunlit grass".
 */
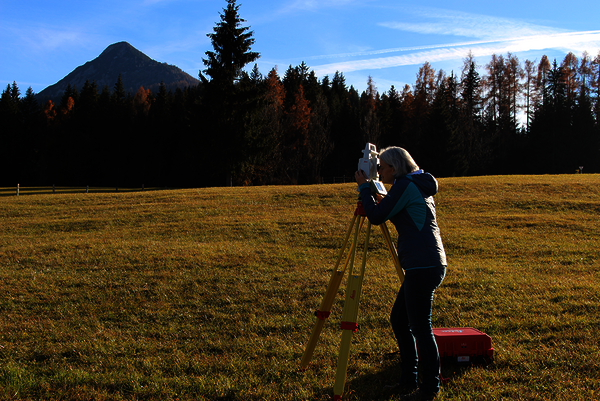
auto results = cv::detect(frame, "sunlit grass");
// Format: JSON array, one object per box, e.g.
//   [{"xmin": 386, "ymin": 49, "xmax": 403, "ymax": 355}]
[{"xmin": 1, "ymin": 175, "xmax": 599, "ymax": 400}]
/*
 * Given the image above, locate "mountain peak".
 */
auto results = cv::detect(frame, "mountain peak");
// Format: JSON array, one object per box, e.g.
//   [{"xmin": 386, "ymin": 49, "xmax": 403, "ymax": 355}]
[
  {"xmin": 38, "ymin": 42, "xmax": 199, "ymax": 101},
  {"xmin": 99, "ymin": 41, "xmax": 150, "ymax": 61}
]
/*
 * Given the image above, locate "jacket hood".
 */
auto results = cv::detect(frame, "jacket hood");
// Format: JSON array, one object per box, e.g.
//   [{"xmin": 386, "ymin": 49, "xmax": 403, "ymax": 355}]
[{"xmin": 406, "ymin": 170, "xmax": 438, "ymax": 197}]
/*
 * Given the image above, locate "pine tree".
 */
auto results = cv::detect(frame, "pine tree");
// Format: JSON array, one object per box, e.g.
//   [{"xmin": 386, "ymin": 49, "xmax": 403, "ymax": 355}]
[
  {"xmin": 522, "ymin": 59, "xmax": 537, "ymax": 133},
  {"xmin": 200, "ymin": 0, "xmax": 260, "ymax": 186},
  {"xmin": 409, "ymin": 62, "xmax": 437, "ymax": 161},
  {"xmin": 60, "ymin": 83, "xmax": 79, "ymax": 109},
  {"xmin": 379, "ymin": 85, "xmax": 402, "ymax": 148},
  {"xmin": 360, "ymin": 76, "xmax": 380, "ymax": 144},
  {"xmin": 201, "ymin": 0, "xmax": 259, "ymax": 87},
  {"xmin": 461, "ymin": 55, "xmax": 483, "ymax": 121},
  {"xmin": 79, "ymin": 80, "xmax": 99, "ymax": 117},
  {"xmin": 112, "ymin": 74, "xmax": 126, "ymax": 104},
  {"xmin": 0, "ymin": 83, "xmax": 21, "ymax": 185}
]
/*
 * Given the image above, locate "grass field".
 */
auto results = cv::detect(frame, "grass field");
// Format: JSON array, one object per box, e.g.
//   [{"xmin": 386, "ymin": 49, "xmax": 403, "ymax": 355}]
[{"xmin": 1, "ymin": 175, "xmax": 599, "ymax": 400}]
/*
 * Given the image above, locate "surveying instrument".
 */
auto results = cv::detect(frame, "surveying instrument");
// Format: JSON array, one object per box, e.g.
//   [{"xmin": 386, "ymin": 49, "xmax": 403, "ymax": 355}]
[{"xmin": 300, "ymin": 143, "xmax": 405, "ymax": 400}]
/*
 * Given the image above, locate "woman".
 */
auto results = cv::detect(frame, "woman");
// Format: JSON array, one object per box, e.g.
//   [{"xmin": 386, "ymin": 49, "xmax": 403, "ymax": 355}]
[{"xmin": 355, "ymin": 146, "xmax": 446, "ymax": 401}]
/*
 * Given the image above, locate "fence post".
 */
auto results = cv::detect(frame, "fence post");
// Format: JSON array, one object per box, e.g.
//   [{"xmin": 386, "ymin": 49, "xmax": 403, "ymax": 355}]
[
  {"xmin": 86, "ymin": 185, "xmax": 89, "ymax": 194},
  {"xmin": 16, "ymin": 184, "xmax": 19, "ymax": 196}
]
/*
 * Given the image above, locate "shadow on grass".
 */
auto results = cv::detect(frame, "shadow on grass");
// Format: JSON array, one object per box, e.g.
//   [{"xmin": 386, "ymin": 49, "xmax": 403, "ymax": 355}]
[{"xmin": 342, "ymin": 353, "xmax": 479, "ymax": 400}]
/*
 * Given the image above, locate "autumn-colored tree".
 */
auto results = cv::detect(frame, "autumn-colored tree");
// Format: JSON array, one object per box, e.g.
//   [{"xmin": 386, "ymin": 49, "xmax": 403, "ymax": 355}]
[
  {"xmin": 43, "ymin": 100, "xmax": 57, "ymax": 123},
  {"xmin": 414, "ymin": 62, "xmax": 437, "ymax": 107},
  {"xmin": 59, "ymin": 97, "xmax": 75, "ymax": 118},
  {"xmin": 280, "ymin": 84, "xmax": 311, "ymax": 183},
  {"xmin": 133, "ymin": 86, "xmax": 152, "ymax": 118},
  {"xmin": 262, "ymin": 67, "xmax": 286, "ymax": 147},
  {"xmin": 578, "ymin": 51, "xmax": 594, "ymax": 95},
  {"xmin": 60, "ymin": 83, "xmax": 79, "ymax": 110},
  {"xmin": 289, "ymin": 84, "xmax": 311, "ymax": 139},
  {"xmin": 4, "ymin": 47, "xmax": 600, "ymax": 186},
  {"xmin": 265, "ymin": 67, "xmax": 285, "ymax": 108},
  {"xmin": 241, "ymin": 67, "xmax": 286, "ymax": 185},
  {"xmin": 561, "ymin": 52, "xmax": 579, "ymax": 104},
  {"xmin": 537, "ymin": 55, "xmax": 552, "ymax": 106}
]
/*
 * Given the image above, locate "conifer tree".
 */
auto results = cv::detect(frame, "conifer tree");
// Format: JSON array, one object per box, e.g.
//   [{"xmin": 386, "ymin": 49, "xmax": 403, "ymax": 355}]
[
  {"xmin": 201, "ymin": 0, "xmax": 259, "ymax": 87},
  {"xmin": 360, "ymin": 76, "xmax": 380, "ymax": 144},
  {"xmin": 112, "ymin": 74, "xmax": 126, "ymax": 104},
  {"xmin": 201, "ymin": 0, "xmax": 260, "ymax": 186},
  {"xmin": 522, "ymin": 59, "xmax": 537, "ymax": 133}
]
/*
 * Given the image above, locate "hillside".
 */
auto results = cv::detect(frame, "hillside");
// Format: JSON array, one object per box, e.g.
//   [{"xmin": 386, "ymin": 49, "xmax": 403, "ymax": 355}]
[
  {"xmin": 37, "ymin": 41, "xmax": 200, "ymax": 101},
  {"xmin": 1, "ymin": 175, "xmax": 599, "ymax": 399}
]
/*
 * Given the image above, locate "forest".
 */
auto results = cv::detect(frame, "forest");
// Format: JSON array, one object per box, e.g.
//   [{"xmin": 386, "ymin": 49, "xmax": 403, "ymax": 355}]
[{"xmin": 1, "ymin": 0, "xmax": 599, "ymax": 188}]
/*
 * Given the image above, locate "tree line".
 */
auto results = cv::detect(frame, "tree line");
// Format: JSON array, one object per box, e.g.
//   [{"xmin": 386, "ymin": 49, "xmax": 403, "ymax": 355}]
[{"xmin": 2, "ymin": 1, "xmax": 599, "ymax": 188}]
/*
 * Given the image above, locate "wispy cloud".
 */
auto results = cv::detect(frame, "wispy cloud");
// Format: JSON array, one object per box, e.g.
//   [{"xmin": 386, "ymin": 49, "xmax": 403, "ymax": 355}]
[
  {"xmin": 1, "ymin": 20, "xmax": 97, "ymax": 55},
  {"xmin": 379, "ymin": 7, "xmax": 564, "ymax": 40},
  {"xmin": 307, "ymin": 6, "xmax": 600, "ymax": 77},
  {"xmin": 284, "ymin": 0, "xmax": 362, "ymax": 11},
  {"xmin": 312, "ymin": 30, "xmax": 600, "ymax": 76},
  {"xmin": 269, "ymin": 0, "xmax": 368, "ymax": 18}
]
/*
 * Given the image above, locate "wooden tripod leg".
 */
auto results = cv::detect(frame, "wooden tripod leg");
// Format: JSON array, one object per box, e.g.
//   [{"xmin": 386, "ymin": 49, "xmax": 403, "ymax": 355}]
[
  {"xmin": 300, "ymin": 214, "xmax": 359, "ymax": 370},
  {"xmin": 333, "ymin": 219, "xmax": 371, "ymax": 400}
]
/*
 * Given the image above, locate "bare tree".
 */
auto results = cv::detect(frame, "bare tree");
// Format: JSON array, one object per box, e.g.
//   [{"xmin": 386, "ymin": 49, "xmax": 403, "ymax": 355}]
[{"xmin": 561, "ymin": 52, "xmax": 579, "ymax": 104}]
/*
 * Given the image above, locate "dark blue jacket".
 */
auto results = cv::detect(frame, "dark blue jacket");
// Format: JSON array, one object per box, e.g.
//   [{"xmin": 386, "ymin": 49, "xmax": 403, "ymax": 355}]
[{"xmin": 358, "ymin": 171, "xmax": 447, "ymax": 270}]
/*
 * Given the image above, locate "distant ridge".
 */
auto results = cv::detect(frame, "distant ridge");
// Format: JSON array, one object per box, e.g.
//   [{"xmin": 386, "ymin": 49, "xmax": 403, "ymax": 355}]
[{"xmin": 37, "ymin": 41, "xmax": 200, "ymax": 101}]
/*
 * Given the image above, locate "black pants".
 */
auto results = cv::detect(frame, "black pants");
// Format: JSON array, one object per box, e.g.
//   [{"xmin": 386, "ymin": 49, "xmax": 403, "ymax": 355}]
[{"xmin": 390, "ymin": 265, "xmax": 446, "ymax": 393}]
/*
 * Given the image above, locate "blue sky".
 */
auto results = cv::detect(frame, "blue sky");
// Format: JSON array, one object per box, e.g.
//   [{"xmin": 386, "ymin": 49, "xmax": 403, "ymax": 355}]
[{"xmin": 2, "ymin": 0, "xmax": 600, "ymax": 96}]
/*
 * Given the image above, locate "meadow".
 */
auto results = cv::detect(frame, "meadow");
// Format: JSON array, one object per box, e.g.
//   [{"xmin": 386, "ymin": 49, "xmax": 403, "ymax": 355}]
[{"xmin": 1, "ymin": 175, "xmax": 599, "ymax": 400}]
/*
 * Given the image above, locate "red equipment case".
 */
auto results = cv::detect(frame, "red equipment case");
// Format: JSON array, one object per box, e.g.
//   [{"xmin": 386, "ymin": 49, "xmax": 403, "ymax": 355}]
[{"xmin": 433, "ymin": 327, "xmax": 494, "ymax": 364}]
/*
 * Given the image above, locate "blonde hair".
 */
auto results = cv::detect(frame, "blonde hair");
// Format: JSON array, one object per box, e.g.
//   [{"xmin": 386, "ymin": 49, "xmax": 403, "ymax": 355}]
[{"xmin": 380, "ymin": 146, "xmax": 419, "ymax": 177}]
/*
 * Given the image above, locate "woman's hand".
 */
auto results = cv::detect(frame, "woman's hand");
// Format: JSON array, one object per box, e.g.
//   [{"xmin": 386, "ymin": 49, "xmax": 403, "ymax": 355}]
[{"xmin": 355, "ymin": 170, "xmax": 368, "ymax": 186}]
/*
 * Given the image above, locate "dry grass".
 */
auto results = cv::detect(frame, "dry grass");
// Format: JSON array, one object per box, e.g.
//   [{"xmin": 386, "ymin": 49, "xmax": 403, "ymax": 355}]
[{"xmin": 1, "ymin": 175, "xmax": 599, "ymax": 400}]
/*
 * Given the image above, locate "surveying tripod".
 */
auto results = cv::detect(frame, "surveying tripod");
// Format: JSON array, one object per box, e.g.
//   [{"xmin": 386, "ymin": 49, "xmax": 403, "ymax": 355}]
[{"xmin": 300, "ymin": 199, "xmax": 405, "ymax": 400}]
